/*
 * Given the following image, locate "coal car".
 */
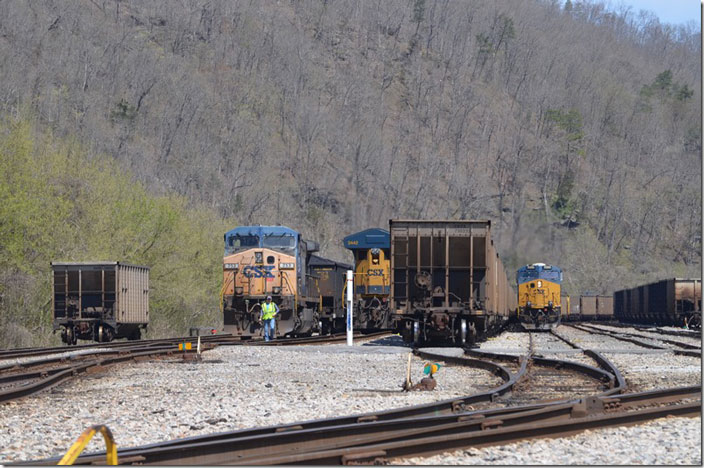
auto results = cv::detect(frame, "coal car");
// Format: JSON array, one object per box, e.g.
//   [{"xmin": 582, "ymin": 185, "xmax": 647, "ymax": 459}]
[
  {"xmin": 614, "ymin": 278, "xmax": 701, "ymax": 329},
  {"xmin": 306, "ymin": 254, "xmax": 352, "ymax": 334},
  {"xmin": 390, "ymin": 220, "xmax": 515, "ymax": 345},
  {"xmin": 52, "ymin": 262, "xmax": 149, "ymax": 344}
]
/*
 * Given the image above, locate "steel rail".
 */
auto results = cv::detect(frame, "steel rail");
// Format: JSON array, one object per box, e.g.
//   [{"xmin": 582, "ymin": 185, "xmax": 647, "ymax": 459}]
[
  {"xmin": 27, "ymin": 347, "xmax": 630, "ymax": 466},
  {"xmin": 24, "ymin": 386, "xmax": 700, "ymax": 465},
  {"xmin": 578, "ymin": 323, "xmax": 701, "ymax": 351},
  {"xmin": 23, "ymin": 350, "xmax": 527, "ymax": 465},
  {"xmin": 0, "ymin": 346, "xmax": 212, "ymax": 404},
  {"xmin": 245, "ymin": 330, "xmax": 393, "ymax": 346},
  {"xmin": 248, "ymin": 400, "xmax": 700, "ymax": 465},
  {"xmin": 567, "ymin": 324, "xmax": 701, "ymax": 357}
]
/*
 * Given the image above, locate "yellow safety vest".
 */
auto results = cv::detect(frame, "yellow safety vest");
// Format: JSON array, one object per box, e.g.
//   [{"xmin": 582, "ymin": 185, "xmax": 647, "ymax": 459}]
[{"xmin": 261, "ymin": 302, "xmax": 276, "ymax": 320}]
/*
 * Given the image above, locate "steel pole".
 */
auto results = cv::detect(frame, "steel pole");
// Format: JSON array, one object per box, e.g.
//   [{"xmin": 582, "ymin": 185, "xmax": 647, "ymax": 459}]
[{"xmin": 346, "ymin": 270, "xmax": 353, "ymax": 346}]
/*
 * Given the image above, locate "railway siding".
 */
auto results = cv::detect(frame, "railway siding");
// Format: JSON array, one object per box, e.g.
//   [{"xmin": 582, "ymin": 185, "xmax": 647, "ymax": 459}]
[{"xmin": 0, "ymin": 337, "xmax": 503, "ymax": 464}]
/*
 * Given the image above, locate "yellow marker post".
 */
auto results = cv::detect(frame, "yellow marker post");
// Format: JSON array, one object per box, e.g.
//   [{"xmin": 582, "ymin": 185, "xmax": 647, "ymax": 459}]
[{"xmin": 58, "ymin": 425, "xmax": 117, "ymax": 465}]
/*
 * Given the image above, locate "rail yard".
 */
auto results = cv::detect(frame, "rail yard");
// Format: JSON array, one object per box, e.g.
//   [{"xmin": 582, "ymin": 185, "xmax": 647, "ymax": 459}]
[
  {"xmin": 0, "ymin": 219, "xmax": 699, "ymax": 465},
  {"xmin": 0, "ymin": 322, "xmax": 700, "ymax": 465}
]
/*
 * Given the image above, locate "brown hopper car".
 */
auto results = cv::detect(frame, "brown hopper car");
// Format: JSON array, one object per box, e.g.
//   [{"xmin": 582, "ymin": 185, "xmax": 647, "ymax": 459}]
[
  {"xmin": 614, "ymin": 278, "xmax": 701, "ymax": 329},
  {"xmin": 52, "ymin": 262, "xmax": 149, "ymax": 344},
  {"xmin": 390, "ymin": 220, "xmax": 515, "ymax": 345}
]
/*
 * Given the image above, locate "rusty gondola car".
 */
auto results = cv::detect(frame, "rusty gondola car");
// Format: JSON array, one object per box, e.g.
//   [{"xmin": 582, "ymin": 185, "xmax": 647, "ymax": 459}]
[
  {"xmin": 52, "ymin": 262, "xmax": 149, "ymax": 344},
  {"xmin": 390, "ymin": 220, "xmax": 515, "ymax": 346},
  {"xmin": 614, "ymin": 278, "xmax": 701, "ymax": 329}
]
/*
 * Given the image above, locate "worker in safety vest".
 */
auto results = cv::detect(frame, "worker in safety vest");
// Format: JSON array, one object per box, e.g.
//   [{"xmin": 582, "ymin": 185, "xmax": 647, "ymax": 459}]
[{"xmin": 260, "ymin": 295, "xmax": 279, "ymax": 341}]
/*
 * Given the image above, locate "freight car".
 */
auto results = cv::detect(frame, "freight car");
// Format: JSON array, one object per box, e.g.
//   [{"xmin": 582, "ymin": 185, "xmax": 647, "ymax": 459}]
[
  {"xmin": 343, "ymin": 228, "xmax": 392, "ymax": 331},
  {"xmin": 306, "ymin": 254, "xmax": 352, "ymax": 334},
  {"xmin": 390, "ymin": 220, "xmax": 515, "ymax": 346},
  {"xmin": 52, "ymin": 262, "xmax": 149, "ymax": 345},
  {"xmin": 579, "ymin": 295, "xmax": 614, "ymax": 321},
  {"xmin": 614, "ymin": 278, "xmax": 701, "ymax": 329},
  {"xmin": 559, "ymin": 294, "xmax": 576, "ymax": 322},
  {"xmin": 222, "ymin": 225, "xmax": 323, "ymax": 338},
  {"xmin": 516, "ymin": 263, "xmax": 562, "ymax": 330}
]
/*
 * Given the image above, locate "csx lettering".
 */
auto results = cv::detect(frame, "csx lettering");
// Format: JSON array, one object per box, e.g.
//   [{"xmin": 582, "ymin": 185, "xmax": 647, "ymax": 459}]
[
  {"xmin": 242, "ymin": 265, "xmax": 276, "ymax": 278},
  {"xmin": 367, "ymin": 269, "xmax": 384, "ymax": 277}
]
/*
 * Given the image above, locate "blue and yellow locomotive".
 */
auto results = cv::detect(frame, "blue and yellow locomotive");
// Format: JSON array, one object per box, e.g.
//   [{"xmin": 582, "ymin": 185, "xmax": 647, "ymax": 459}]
[
  {"xmin": 343, "ymin": 228, "xmax": 392, "ymax": 330},
  {"xmin": 517, "ymin": 263, "xmax": 563, "ymax": 330},
  {"xmin": 222, "ymin": 225, "xmax": 322, "ymax": 338}
]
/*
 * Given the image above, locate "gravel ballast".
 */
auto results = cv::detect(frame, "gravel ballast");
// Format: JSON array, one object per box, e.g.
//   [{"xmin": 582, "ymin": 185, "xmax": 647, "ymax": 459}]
[
  {"xmin": 0, "ymin": 338, "xmax": 502, "ymax": 463},
  {"xmin": 0, "ymin": 331, "xmax": 699, "ymax": 464},
  {"xmin": 394, "ymin": 416, "xmax": 702, "ymax": 465}
]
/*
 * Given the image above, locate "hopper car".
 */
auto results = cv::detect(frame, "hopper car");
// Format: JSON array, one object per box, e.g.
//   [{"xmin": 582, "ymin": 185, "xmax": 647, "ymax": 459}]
[
  {"xmin": 52, "ymin": 262, "xmax": 149, "ymax": 344},
  {"xmin": 614, "ymin": 278, "xmax": 701, "ymax": 329},
  {"xmin": 306, "ymin": 254, "xmax": 353, "ymax": 334},
  {"xmin": 389, "ymin": 220, "xmax": 515, "ymax": 346}
]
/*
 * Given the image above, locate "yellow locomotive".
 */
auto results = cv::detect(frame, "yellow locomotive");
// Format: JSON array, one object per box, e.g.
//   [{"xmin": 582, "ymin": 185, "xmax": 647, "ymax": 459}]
[
  {"xmin": 343, "ymin": 228, "xmax": 391, "ymax": 329},
  {"xmin": 517, "ymin": 263, "xmax": 562, "ymax": 330},
  {"xmin": 221, "ymin": 225, "xmax": 321, "ymax": 338}
]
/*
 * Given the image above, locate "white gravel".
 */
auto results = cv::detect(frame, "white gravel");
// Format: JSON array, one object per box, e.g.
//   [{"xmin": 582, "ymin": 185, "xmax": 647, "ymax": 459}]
[
  {"xmin": 478, "ymin": 332, "xmax": 529, "ymax": 355},
  {"xmin": 555, "ymin": 326, "xmax": 654, "ymax": 351},
  {"xmin": 0, "ymin": 337, "xmax": 503, "ymax": 464},
  {"xmin": 587, "ymin": 324, "xmax": 702, "ymax": 348},
  {"xmin": 394, "ymin": 416, "xmax": 701, "ymax": 465},
  {"xmin": 603, "ymin": 352, "xmax": 701, "ymax": 392},
  {"xmin": 0, "ymin": 332, "xmax": 699, "ymax": 465}
]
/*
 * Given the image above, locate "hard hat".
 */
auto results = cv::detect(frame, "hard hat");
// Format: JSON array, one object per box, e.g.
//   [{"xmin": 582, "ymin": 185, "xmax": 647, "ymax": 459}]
[{"xmin": 266, "ymin": 295, "xmax": 272, "ymax": 300}]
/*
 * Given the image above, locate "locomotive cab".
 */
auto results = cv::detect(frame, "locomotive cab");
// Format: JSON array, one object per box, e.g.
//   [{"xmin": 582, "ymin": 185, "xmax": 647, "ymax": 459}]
[
  {"xmin": 343, "ymin": 228, "xmax": 392, "ymax": 330},
  {"xmin": 517, "ymin": 263, "xmax": 562, "ymax": 330},
  {"xmin": 222, "ymin": 226, "xmax": 319, "ymax": 338}
]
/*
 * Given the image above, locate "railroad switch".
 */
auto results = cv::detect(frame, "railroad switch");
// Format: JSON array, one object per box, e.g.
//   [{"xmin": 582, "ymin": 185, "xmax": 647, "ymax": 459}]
[{"xmin": 570, "ymin": 396, "xmax": 617, "ymax": 418}]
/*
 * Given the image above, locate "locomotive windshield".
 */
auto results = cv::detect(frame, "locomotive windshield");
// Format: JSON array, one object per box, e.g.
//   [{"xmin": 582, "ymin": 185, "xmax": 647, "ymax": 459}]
[
  {"xmin": 225, "ymin": 234, "xmax": 259, "ymax": 254},
  {"xmin": 262, "ymin": 233, "xmax": 296, "ymax": 252}
]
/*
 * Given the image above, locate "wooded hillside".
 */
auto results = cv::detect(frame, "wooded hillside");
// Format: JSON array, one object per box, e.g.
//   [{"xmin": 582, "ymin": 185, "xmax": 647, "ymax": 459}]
[{"xmin": 0, "ymin": 0, "xmax": 700, "ymax": 344}]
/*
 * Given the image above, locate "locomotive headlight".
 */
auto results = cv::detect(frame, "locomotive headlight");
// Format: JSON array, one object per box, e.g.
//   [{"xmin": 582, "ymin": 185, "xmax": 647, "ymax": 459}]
[
  {"xmin": 224, "ymin": 263, "xmax": 239, "ymax": 270},
  {"xmin": 272, "ymin": 286, "xmax": 282, "ymax": 294},
  {"xmin": 235, "ymin": 287, "xmax": 244, "ymax": 295},
  {"xmin": 537, "ymin": 280, "xmax": 542, "ymax": 288},
  {"xmin": 280, "ymin": 263, "xmax": 295, "ymax": 269}
]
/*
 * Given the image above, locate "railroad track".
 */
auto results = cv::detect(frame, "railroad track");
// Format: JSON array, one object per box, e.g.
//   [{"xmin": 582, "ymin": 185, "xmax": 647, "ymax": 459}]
[
  {"xmin": 19, "ymin": 351, "xmax": 701, "ymax": 465},
  {"xmin": 0, "ymin": 331, "xmax": 392, "ymax": 405},
  {"xmin": 565, "ymin": 324, "xmax": 701, "ymax": 357},
  {"xmin": 20, "ymin": 334, "xmax": 633, "ymax": 465},
  {"xmin": 580, "ymin": 324, "xmax": 701, "ymax": 351},
  {"xmin": 10, "ymin": 329, "xmax": 700, "ymax": 465}
]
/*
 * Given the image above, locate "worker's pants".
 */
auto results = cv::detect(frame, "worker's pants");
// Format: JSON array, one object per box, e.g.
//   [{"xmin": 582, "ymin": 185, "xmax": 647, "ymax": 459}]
[{"xmin": 263, "ymin": 318, "xmax": 275, "ymax": 341}]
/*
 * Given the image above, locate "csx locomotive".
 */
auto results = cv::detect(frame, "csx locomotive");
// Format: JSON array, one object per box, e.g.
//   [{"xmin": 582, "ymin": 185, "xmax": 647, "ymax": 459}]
[
  {"xmin": 222, "ymin": 225, "xmax": 324, "ymax": 338},
  {"xmin": 517, "ymin": 263, "xmax": 563, "ymax": 330},
  {"xmin": 343, "ymin": 228, "xmax": 392, "ymax": 330}
]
